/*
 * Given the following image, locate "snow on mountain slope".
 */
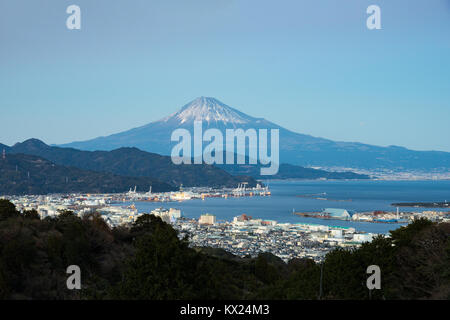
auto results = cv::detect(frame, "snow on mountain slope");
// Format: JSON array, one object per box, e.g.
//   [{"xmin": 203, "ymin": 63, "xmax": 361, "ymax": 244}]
[
  {"xmin": 162, "ymin": 97, "xmax": 254, "ymax": 125},
  {"xmin": 59, "ymin": 97, "xmax": 450, "ymax": 170}
]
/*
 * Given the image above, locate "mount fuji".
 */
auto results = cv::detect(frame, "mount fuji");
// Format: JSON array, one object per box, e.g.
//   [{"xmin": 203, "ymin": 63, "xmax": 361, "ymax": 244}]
[{"xmin": 60, "ymin": 97, "xmax": 450, "ymax": 171}]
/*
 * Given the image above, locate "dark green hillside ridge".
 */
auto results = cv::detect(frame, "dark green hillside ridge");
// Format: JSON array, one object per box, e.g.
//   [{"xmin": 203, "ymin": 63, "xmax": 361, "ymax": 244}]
[
  {"xmin": 9, "ymin": 139, "xmax": 369, "ymax": 182},
  {"xmin": 0, "ymin": 153, "xmax": 175, "ymax": 195},
  {"xmin": 7, "ymin": 139, "xmax": 257, "ymax": 188},
  {"xmin": 216, "ymin": 159, "xmax": 371, "ymax": 180}
]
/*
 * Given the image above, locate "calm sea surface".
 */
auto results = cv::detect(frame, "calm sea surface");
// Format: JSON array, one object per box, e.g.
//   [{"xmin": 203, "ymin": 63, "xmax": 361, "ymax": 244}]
[{"xmin": 127, "ymin": 180, "xmax": 450, "ymax": 234}]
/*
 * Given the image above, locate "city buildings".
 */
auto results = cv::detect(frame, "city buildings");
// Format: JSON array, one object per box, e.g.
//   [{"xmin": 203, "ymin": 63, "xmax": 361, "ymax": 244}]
[
  {"xmin": 199, "ymin": 213, "xmax": 216, "ymax": 225},
  {"xmin": 2, "ymin": 189, "xmax": 449, "ymax": 263}
]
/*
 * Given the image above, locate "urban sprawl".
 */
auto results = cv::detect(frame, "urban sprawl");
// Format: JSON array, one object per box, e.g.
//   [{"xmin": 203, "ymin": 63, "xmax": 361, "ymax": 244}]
[{"xmin": 3, "ymin": 185, "xmax": 449, "ymax": 263}]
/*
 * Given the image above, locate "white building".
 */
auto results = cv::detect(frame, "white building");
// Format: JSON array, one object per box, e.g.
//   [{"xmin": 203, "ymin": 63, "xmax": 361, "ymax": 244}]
[
  {"xmin": 353, "ymin": 233, "xmax": 374, "ymax": 243},
  {"xmin": 199, "ymin": 213, "xmax": 216, "ymax": 225}
]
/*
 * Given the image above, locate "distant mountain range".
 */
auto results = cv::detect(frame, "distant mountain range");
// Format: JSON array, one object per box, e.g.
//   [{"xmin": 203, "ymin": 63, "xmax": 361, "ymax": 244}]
[
  {"xmin": 60, "ymin": 97, "xmax": 450, "ymax": 171},
  {"xmin": 0, "ymin": 153, "xmax": 175, "ymax": 195},
  {"xmin": 2, "ymin": 139, "xmax": 370, "ymax": 190},
  {"xmin": 216, "ymin": 162, "xmax": 369, "ymax": 180}
]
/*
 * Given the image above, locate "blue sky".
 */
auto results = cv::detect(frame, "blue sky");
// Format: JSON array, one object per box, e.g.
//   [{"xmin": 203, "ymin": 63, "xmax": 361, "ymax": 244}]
[{"xmin": 1, "ymin": 0, "xmax": 450, "ymax": 151}]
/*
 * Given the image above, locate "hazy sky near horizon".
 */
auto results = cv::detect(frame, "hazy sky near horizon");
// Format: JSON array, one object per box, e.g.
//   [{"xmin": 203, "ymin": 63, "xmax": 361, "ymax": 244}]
[{"xmin": 1, "ymin": 0, "xmax": 450, "ymax": 151}]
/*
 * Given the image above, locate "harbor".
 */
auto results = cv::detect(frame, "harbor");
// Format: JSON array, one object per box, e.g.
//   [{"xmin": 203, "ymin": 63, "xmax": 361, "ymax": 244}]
[
  {"xmin": 4, "ymin": 180, "xmax": 450, "ymax": 235},
  {"xmin": 116, "ymin": 183, "xmax": 271, "ymax": 203},
  {"xmin": 293, "ymin": 207, "xmax": 411, "ymax": 224}
]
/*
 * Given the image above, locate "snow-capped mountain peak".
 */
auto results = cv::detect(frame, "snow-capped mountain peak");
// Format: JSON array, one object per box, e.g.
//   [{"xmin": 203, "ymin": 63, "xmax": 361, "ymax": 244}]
[
  {"xmin": 58, "ymin": 96, "xmax": 450, "ymax": 171},
  {"xmin": 163, "ymin": 97, "xmax": 255, "ymax": 125}
]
